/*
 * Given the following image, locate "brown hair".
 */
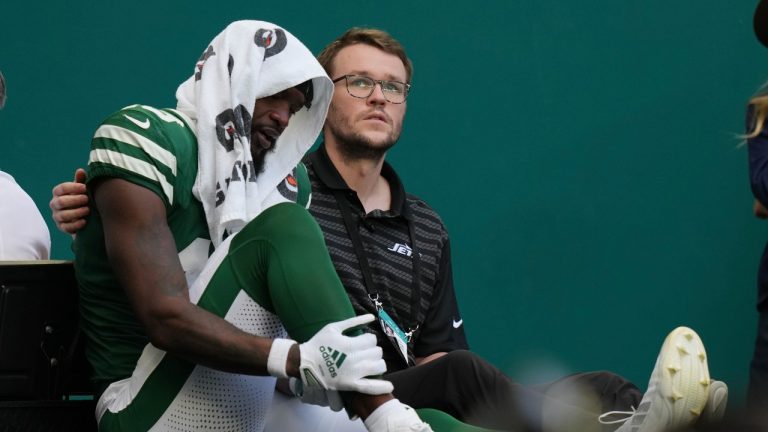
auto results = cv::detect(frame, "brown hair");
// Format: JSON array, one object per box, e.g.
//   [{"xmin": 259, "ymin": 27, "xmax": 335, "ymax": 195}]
[{"xmin": 317, "ymin": 27, "xmax": 413, "ymax": 84}]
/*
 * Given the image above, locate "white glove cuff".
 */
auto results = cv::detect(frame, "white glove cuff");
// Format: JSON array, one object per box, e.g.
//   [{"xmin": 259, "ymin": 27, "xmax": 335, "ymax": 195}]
[{"xmin": 267, "ymin": 338, "xmax": 297, "ymax": 379}]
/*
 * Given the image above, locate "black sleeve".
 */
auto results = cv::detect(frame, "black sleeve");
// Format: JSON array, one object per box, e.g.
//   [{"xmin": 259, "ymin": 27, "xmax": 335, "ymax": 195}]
[{"xmin": 412, "ymin": 238, "xmax": 469, "ymax": 358}]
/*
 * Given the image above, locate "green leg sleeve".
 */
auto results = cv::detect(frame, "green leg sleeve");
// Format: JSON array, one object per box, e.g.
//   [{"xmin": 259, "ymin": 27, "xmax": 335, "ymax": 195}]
[
  {"xmin": 223, "ymin": 202, "xmax": 357, "ymax": 342},
  {"xmin": 416, "ymin": 408, "xmax": 501, "ymax": 432}
]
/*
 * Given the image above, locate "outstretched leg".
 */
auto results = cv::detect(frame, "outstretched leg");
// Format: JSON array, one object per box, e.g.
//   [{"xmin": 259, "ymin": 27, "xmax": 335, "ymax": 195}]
[{"xmin": 609, "ymin": 327, "xmax": 710, "ymax": 432}]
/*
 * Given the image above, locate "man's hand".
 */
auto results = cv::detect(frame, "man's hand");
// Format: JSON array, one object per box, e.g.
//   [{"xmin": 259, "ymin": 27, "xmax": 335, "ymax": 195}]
[
  {"xmin": 299, "ymin": 314, "xmax": 393, "ymax": 396},
  {"xmin": 50, "ymin": 168, "xmax": 90, "ymax": 234},
  {"xmin": 755, "ymin": 199, "xmax": 768, "ymax": 219}
]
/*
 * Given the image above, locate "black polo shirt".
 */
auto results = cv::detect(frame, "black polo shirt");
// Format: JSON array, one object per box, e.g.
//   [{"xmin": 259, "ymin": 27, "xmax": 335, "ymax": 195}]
[{"xmin": 304, "ymin": 145, "xmax": 468, "ymax": 372}]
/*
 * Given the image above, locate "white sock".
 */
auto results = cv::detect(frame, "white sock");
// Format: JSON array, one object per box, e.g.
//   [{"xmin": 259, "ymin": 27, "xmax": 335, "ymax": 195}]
[{"xmin": 363, "ymin": 399, "xmax": 407, "ymax": 432}]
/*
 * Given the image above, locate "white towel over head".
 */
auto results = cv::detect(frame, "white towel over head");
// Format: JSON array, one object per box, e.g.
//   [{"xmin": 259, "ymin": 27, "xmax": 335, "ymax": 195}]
[{"xmin": 176, "ymin": 20, "xmax": 332, "ymax": 246}]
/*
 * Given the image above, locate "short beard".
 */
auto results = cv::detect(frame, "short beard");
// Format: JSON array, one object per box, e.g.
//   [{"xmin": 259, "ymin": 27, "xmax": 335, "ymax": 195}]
[
  {"xmin": 250, "ymin": 137, "xmax": 277, "ymax": 179},
  {"xmin": 327, "ymin": 107, "xmax": 400, "ymax": 162},
  {"xmin": 334, "ymin": 129, "xmax": 396, "ymax": 161}
]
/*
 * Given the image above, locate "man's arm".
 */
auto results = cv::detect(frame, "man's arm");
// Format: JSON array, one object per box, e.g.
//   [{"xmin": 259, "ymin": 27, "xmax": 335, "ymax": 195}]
[
  {"xmin": 93, "ymin": 176, "xmax": 287, "ymax": 375},
  {"xmin": 412, "ymin": 239, "xmax": 469, "ymax": 365},
  {"xmin": 50, "ymin": 168, "xmax": 89, "ymax": 235}
]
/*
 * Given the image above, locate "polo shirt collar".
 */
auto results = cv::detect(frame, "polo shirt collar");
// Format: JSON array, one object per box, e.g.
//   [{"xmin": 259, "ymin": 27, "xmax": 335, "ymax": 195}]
[{"xmin": 309, "ymin": 143, "xmax": 409, "ymax": 217}]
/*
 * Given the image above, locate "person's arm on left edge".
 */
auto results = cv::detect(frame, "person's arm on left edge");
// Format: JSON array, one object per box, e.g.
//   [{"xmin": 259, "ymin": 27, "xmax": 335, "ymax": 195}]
[{"xmin": 50, "ymin": 168, "xmax": 89, "ymax": 235}]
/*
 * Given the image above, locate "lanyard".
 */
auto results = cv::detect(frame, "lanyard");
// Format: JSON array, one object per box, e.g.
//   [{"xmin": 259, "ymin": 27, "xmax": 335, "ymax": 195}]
[{"xmin": 332, "ymin": 189, "xmax": 422, "ymax": 331}]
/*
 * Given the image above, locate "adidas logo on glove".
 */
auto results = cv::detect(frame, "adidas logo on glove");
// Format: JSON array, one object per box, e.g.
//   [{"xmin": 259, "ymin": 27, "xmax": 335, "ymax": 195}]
[{"xmin": 319, "ymin": 346, "xmax": 347, "ymax": 377}]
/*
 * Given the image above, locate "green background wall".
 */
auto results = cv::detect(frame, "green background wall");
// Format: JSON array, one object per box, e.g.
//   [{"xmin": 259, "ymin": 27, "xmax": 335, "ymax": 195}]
[{"xmin": 1, "ymin": 0, "xmax": 763, "ymax": 405}]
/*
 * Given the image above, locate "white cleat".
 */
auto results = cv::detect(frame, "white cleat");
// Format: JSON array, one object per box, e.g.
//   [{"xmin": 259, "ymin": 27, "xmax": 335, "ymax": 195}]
[
  {"xmin": 364, "ymin": 403, "xmax": 433, "ymax": 432},
  {"xmin": 384, "ymin": 405, "xmax": 433, "ymax": 432},
  {"xmin": 610, "ymin": 326, "xmax": 710, "ymax": 432}
]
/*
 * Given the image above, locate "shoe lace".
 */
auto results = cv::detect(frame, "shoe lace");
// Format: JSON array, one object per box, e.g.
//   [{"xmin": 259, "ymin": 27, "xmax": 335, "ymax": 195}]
[{"xmin": 598, "ymin": 406, "xmax": 636, "ymax": 425}]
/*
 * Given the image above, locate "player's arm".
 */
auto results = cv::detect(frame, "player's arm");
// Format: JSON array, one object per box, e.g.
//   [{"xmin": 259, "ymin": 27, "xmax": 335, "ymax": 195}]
[
  {"xmin": 93, "ymin": 176, "xmax": 392, "ymax": 399},
  {"xmin": 93, "ymin": 176, "xmax": 284, "ymax": 375}
]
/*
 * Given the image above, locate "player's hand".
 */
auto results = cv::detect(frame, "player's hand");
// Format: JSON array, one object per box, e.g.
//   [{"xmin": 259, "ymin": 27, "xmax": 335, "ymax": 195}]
[
  {"xmin": 288, "ymin": 377, "xmax": 344, "ymax": 411},
  {"xmin": 298, "ymin": 314, "xmax": 392, "ymax": 396},
  {"xmin": 755, "ymin": 199, "xmax": 768, "ymax": 219},
  {"xmin": 50, "ymin": 168, "xmax": 90, "ymax": 235}
]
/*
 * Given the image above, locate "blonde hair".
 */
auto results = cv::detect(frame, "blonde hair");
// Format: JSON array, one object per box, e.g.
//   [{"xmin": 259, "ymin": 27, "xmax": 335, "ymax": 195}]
[
  {"xmin": 747, "ymin": 90, "xmax": 768, "ymax": 138},
  {"xmin": 317, "ymin": 27, "xmax": 413, "ymax": 83}
]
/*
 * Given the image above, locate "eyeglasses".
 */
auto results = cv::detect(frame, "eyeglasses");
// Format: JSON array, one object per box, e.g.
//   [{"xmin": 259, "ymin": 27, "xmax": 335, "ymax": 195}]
[{"xmin": 332, "ymin": 75, "xmax": 411, "ymax": 104}]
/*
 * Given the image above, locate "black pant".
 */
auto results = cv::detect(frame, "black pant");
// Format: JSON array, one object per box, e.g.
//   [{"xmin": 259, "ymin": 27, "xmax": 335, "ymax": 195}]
[
  {"xmin": 386, "ymin": 350, "xmax": 642, "ymax": 432},
  {"xmin": 748, "ymin": 244, "xmax": 768, "ymax": 413},
  {"xmin": 748, "ymin": 310, "xmax": 768, "ymax": 411}
]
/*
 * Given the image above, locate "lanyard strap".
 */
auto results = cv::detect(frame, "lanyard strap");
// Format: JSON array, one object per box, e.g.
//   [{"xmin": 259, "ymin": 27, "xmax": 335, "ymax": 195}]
[
  {"xmin": 332, "ymin": 190, "xmax": 422, "ymax": 330},
  {"xmin": 406, "ymin": 219, "xmax": 423, "ymax": 332}
]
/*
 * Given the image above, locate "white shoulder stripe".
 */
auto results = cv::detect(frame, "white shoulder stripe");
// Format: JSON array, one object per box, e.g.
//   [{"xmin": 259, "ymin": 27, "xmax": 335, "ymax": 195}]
[
  {"xmin": 89, "ymin": 148, "xmax": 174, "ymax": 204},
  {"xmin": 166, "ymin": 109, "xmax": 198, "ymax": 139},
  {"xmin": 94, "ymin": 124, "xmax": 177, "ymax": 176}
]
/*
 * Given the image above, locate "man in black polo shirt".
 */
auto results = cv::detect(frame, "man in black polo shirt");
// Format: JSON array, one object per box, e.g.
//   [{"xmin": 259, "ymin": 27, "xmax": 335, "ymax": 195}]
[
  {"xmin": 300, "ymin": 27, "xmax": 727, "ymax": 432},
  {"xmin": 50, "ymin": 27, "xmax": 726, "ymax": 432}
]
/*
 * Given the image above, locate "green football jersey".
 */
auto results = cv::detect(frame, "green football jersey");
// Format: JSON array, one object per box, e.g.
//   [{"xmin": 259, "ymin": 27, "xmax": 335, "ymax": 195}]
[{"xmin": 74, "ymin": 105, "xmax": 210, "ymax": 388}]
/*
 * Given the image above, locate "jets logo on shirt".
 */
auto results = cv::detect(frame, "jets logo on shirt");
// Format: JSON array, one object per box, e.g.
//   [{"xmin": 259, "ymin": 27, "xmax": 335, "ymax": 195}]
[
  {"xmin": 276, "ymin": 169, "xmax": 299, "ymax": 202},
  {"xmin": 254, "ymin": 28, "xmax": 287, "ymax": 59},
  {"xmin": 387, "ymin": 243, "xmax": 413, "ymax": 257}
]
